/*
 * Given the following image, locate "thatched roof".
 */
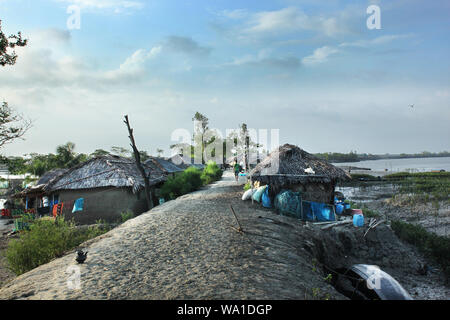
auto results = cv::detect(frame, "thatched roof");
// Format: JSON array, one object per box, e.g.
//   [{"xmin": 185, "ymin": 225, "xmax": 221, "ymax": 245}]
[
  {"xmin": 44, "ymin": 155, "xmax": 166, "ymax": 194},
  {"xmin": 167, "ymin": 154, "xmax": 205, "ymax": 170},
  {"xmin": 37, "ymin": 168, "xmax": 69, "ymax": 185},
  {"xmin": 249, "ymin": 144, "xmax": 351, "ymax": 185},
  {"xmin": 144, "ymin": 157, "xmax": 184, "ymax": 174}
]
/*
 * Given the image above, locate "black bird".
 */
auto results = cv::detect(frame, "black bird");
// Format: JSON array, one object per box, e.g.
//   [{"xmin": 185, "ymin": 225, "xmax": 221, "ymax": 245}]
[
  {"xmin": 417, "ymin": 263, "xmax": 429, "ymax": 276},
  {"xmin": 409, "ymin": 104, "xmax": 414, "ymax": 108},
  {"xmin": 76, "ymin": 250, "xmax": 88, "ymax": 264}
]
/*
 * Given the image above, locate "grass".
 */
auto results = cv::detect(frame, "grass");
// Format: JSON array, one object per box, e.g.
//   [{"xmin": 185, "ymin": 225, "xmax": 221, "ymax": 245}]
[
  {"xmin": 4, "ymin": 216, "xmax": 110, "ymax": 275},
  {"xmin": 391, "ymin": 220, "xmax": 450, "ymax": 280}
]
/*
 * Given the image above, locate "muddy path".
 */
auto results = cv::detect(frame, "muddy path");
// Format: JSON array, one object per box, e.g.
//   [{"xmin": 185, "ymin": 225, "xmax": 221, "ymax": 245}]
[{"xmin": 0, "ymin": 172, "xmax": 448, "ymax": 300}]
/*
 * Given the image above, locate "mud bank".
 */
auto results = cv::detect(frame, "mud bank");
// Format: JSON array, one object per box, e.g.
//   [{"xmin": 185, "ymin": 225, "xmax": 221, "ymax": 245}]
[{"xmin": 0, "ymin": 172, "xmax": 448, "ymax": 299}]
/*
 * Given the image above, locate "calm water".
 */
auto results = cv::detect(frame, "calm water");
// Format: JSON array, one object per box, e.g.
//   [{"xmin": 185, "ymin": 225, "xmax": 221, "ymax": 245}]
[{"xmin": 334, "ymin": 157, "xmax": 450, "ymax": 173}]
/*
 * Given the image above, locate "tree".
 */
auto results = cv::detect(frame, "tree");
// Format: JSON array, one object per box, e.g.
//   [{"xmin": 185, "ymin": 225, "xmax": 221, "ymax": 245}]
[
  {"xmin": 226, "ymin": 123, "xmax": 260, "ymax": 171},
  {"xmin": 0, "ymin": 102, "xmax": 32, "ymax": 148},
  {"xmin": 90, "ymin": 149, "xmax": 111, "ymax": 158},
  {"xmin": 156, "ymin": 148, "xmax": 164, "ymax": 157},
  {"xmin": 110, "ymin": 146, "xmax": 130, "ymax": 157},
  {"xmin": 123, "ymin": 115, "xmax": 153, "ymax": 210},
  {"xmin": 192, "ymin": 112, "xmax": 209, "ymax": 164},
  {"xmin": 0, "ymin": 21, "xmax": 31, "ymax": 149},
  {"xmin": 0, "ymin": 20, "xmax": 28, "ymax": 67}
]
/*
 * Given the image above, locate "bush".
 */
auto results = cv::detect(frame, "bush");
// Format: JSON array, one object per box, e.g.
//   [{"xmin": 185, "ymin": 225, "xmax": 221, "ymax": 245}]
[
  {"xmin": 5, "ymin": 217, "xmax": 107, "ymax": 275},
  {"xmin": 201, "ymin": 161, "xmax": 223, "ymax": 185},
  {"xmin": 391, "ymin": 220, "xmax": 450, "ymax": 279},
  {"xmin": 120, "ymin": 211, "xmax": 134, "ymax": 223},
  {"xmin": 184, "ymin": 166, "xmax": 203, "ymax": 189},
  {"xmin": 160, "ymin": 167, "xmax": 202, "ymax": 200},
  {"xmin": 160, "ymin": 163, "xmax": 222, "ymax": 201}
]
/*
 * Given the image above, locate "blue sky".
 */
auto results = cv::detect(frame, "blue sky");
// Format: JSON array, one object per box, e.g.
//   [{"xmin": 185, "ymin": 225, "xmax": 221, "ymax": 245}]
[{"xmin": 0, "ymin": 0, "xmax": 449, "ymax": 157}]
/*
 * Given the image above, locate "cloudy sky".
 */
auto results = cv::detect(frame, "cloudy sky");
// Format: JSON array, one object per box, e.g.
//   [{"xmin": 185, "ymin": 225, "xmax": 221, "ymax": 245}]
[{"xmin": 0, "ymin": 0, "xmax": 449, "ymax": 157}]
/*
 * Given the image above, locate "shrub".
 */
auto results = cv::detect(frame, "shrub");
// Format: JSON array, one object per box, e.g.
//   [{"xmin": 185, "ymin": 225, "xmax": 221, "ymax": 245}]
[
  {"xmin": 160, "ymin": 167, "xmax": 202, "ymax": 200},
  {"xmin": 391, "ymin": 220, "xmax": 450, "ymax": 279},
  {"xmin": 5, "ymin": 217, "xmax": 107, "ymax": 275},
  {"xmin": 201, "ymin": 161, "xmax": 223, "ymax": 185},
  {"xmin": 184, "ymin": 166, "xmax": 203, "ymax": 189},
  {"xmin": 120, "ymin": 211, "xmax": 134, "ymax": 223}
]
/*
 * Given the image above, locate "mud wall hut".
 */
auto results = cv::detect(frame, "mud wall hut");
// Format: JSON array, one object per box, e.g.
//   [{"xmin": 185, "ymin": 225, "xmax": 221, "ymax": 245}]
[
  {"xmin": 39, "ymin": 155, "xmax": 166, "ymax": 224},
  {"xmin": 249, "ymin": 144, "xmax": 351, "ymax": 204}
]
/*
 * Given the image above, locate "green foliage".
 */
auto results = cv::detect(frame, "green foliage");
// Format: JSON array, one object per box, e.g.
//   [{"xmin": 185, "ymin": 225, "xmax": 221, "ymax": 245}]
[
  {"xmin": 160, "ymin": 163, "xmax": 222, "ymax": 201},
  {"xmin": 5, "ymin": 217, "xmax": 108, "ymax": 275},
  {"xmin": 160, "ymin": 167, "xmax": 203, "ymax": 200},
  {"xmin": 385, "ymin": 172, "xmax": 450, "ymax": 202},
  {"xmin": 243, "ymin": 182, "xmax": 251, "ymax": 191},
  {"xmin": 391, "ymin": 220, "xmax": 450, "ymax": 279},
  {"xmin": 120, "ymin": 211, "xmax": 134, "ymax": 223},
  {"xmin": 350, "ymin": 173, "xmax": 378, "ymax": 181},
  {"xmin": 200, "ymin": 161, "xmax": 223, "ymax": 185}
]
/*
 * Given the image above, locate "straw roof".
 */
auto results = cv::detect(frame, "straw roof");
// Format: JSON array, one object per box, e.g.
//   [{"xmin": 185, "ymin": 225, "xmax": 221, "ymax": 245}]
[
  {"xmin": 167, "ymin": 154, "xmax": 205, "ymax": 170},
  {"xmin": 37, "ymin": 168, "xmax": 69, "ymax": 185},
  {"xmin": 44, "ymin": 155, "xmax": 166, "ymax": 194},
  {"xmin": 249, "ymin": 144, "xmax": 351, "ymax": 185},
  {"xmin": 144, "ymin": 157, "xmax": 184, "ymax": 174}
]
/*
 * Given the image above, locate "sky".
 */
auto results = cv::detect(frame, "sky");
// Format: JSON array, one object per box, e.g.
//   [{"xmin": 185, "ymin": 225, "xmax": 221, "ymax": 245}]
[{"xmin": 0, "ymin": 0, "xmax": 449, "ymax": 157}]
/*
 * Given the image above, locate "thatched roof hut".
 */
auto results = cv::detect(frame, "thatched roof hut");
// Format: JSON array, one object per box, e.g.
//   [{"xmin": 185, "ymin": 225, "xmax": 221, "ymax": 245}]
[
  {"xmin": 44, "ymin": 155, "xmax": 166, "ymax": 194},
  {"xmin": 13, "ymin": 168, "xmax": 69, "ymax": 198},
  {"xmin": 249, "ymin": 144, "xmax": 351, "ymax": 203},
  {"xmin": 145, "ymin": 157, "xmax": 184, "ymax": 174},
  {"xmin": 37, "ymin": 168, "xmax": 69, "ymax": 185},
  {"xmin": 167, "ymin": 154, "xmax": 205, "ymax": 170}
]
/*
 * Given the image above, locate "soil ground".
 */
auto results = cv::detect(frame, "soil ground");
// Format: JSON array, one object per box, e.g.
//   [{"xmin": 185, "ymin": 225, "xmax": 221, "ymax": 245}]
[{"xmin": 0, "ymin": 172, "xmax": 448, "ymax": 300}]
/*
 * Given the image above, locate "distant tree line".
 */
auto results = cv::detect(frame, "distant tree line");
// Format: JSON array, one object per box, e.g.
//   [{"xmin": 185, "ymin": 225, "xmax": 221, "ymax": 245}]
[
  {"xmin": 315, "ymin": 151, "xmax": 450, "ymax": 163},
  {"xmin": 0, "ymin": 142, "xmax": 155, "ymax": 176}
]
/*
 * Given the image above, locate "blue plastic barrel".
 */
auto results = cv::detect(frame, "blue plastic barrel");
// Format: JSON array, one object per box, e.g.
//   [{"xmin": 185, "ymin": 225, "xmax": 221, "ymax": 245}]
[
  {"xmin": 353, "ymin": 214, "xmax": 364, "ymax": 227},
  {"xmin": 335, "ymin": 204, "xmax": 344, "ymax": 215}
]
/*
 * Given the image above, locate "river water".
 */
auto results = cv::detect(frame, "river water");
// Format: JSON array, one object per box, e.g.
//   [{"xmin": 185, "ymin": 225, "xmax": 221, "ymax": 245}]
[{"xmin": 334, "ymin": 157, "xmax": 450, "ymax": 173}]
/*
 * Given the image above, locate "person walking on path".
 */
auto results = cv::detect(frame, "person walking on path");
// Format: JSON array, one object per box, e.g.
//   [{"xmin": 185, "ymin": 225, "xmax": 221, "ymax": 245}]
[{"xmin": 233, "ymin": 159, "xmax": 241, "ymax": 183}]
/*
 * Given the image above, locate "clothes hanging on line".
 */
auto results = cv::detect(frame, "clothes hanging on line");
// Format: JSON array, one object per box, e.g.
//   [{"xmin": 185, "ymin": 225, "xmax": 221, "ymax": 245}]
[{"xmin": 72, "ymin": 198, "xmax": 84, "ymax": 213}]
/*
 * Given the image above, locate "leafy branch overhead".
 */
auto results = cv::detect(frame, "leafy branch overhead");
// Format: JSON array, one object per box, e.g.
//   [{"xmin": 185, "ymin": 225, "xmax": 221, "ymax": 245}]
[
  {"xmin": 0, "ymin": 102, "xmax": 32, "ymax": 148},
  {"xmin": 0, "ymin": 20, "xmax": 28, "ymax": 67}
]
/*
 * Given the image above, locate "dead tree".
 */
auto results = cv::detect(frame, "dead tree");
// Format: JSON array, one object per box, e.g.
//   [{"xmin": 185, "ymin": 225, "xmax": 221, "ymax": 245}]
[{"xmin": 123, "ymin": 115, "xmax": 153, "ymax": 210}]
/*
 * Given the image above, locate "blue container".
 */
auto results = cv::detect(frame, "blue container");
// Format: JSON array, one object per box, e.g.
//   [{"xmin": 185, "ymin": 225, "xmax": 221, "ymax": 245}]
[
  {"xmin": 335, "ymin": 204, "xmax": 344, "ymax": 215},
  {"xmin": 353, "ymin": 214, "xmax": 364, "ymax": 227},
  {"xmin": 344, "ymin": 203, "xmax": 351, "ymax": 210}
]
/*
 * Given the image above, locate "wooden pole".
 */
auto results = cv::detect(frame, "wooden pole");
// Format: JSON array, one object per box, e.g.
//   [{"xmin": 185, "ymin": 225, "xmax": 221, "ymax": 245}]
[{"xmin": 123, "ymin": 115, "xmax": 153, "ymax": 210}]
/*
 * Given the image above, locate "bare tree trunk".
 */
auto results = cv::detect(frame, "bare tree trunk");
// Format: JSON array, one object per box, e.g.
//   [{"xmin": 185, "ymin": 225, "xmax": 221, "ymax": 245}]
[{"xmin": 123, "ymin": 115, "xmax": 153, "ymax": 210}]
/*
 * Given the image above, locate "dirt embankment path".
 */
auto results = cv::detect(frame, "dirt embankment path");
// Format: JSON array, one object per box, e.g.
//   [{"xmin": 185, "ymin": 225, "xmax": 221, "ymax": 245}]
[{"xmin": 0, "ymin": 172, "xmax": 448, "ymax": 300}]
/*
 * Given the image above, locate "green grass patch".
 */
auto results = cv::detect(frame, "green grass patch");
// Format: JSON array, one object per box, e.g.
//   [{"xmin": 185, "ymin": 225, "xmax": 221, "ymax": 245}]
[
  {"xmin": 391, "ymin": 220, "xmax": 450, "ymax": 280},
  {"xmin": 350, "ymin": 173, "xmax": 378, "ymax": 181},
  {"xmin": 384, "ymin": 171, "xmax": 450, "ymax": 202},
  {"xmin": 4, "ymin": 217, "xmax": 109, "ymax": 275}
]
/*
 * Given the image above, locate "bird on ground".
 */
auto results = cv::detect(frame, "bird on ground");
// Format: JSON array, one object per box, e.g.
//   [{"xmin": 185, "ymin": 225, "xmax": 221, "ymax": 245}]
[{"xmin": 76, "ymin": 250, "xmax": 88, "ymax": 264}]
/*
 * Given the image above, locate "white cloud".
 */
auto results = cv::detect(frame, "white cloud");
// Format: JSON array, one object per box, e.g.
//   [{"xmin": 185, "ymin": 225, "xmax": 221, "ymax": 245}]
[
  {"xmin": 339, "ymin": 34, "xmax": 414, "ymax": 48},
  {"xmin": 242, "ymin": 7, "xmax": 353, "ymax": 38},
  {"xmin": 54, "ymin": 0, "xmax": 144, "ymax": 12},
  {"xmin": 302, "ymin": 46, "xmax": 339, "ymax": 66},
  {"xmin": 221, "ymin": 9, "xmax": 248, "ymax": 20}
]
